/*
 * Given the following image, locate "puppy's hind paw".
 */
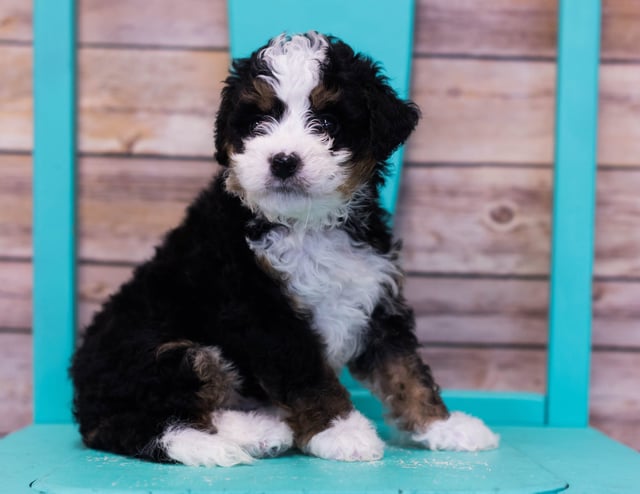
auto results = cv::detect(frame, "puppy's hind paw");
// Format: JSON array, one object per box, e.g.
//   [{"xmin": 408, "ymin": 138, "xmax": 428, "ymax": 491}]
[
  {"xmin": 213, "ymin": 409, "xmax": 294, "ymax": 459},
  {"xmin": 412, "ymin": 411, "xmax": 500, "ymax": 452},
  {"xmin": 303, "ymin": 410, "xmax": 384, "ymax": 462},
  {"xmin": 160, "ymin": 426, "xmax": 254, "ymax": 467}
]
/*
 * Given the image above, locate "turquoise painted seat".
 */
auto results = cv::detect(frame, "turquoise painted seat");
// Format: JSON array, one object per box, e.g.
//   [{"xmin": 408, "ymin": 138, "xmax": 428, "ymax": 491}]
[{"xmin": 1, "ymin": 0, "xmax": 639, "ymax": 492}]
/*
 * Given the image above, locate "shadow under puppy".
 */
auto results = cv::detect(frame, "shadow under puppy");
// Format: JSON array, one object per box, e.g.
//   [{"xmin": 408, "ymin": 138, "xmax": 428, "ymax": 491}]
[{"xmin": 71, "ymin": 32, "xmax": 499, "ymax": 466}]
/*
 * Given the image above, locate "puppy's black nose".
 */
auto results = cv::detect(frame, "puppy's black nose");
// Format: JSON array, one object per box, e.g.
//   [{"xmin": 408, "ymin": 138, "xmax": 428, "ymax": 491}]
[{"xmin": 270, "ymin": 152, "xmax": 301, "ymax": 180}]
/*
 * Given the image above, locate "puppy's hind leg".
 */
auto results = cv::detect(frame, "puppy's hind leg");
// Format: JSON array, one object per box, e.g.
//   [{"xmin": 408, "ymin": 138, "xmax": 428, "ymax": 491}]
[
  {"xmin": 154, "ymin": 341, "xmax": 242, "ymax": 420},
  {"xmin": 153, "ymin": 341, "xmax": 257, "ymax": 466},
  {"xmin": 81, "ymin": 340, "xmax": 251, "ymax": 466}
]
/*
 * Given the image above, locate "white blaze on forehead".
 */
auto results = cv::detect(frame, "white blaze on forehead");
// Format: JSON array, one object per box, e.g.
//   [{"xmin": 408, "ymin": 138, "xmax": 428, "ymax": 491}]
[
  {"xmin": 227, "ymin": 33, "xmax": 351, "ymax": 226},
  {"xmin": 258, "ymin": 33, "xmax": 328, "ymax": 113}
]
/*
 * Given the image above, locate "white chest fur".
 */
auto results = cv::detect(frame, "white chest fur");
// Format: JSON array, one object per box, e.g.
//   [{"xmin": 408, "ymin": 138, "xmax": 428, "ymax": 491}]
[{"xmin": 248, "ymin": 227, "xmax": 400, "ymax": 370}]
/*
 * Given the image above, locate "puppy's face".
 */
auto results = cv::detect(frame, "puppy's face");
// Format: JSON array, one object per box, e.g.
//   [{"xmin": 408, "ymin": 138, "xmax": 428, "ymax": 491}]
[{"xmin": 215, "ymin": 32, "xmax": 419, "ymax": 224}]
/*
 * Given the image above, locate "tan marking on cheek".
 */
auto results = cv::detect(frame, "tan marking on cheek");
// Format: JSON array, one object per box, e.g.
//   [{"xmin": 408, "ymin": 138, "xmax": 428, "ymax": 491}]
[
  {"xmin": 223, "ymin": 168, "xmax": 244, "ymax": 196},
  {"xmin": 361, "ymin": 355, "xmax": 448, "ymax": 431},
  {"xmin": 215, "ymin": 140, "xmax": 235, "ymax": 168},
  {"xmin": 338, "ymin": 157, "xmax": 377, "ymax": 197}
]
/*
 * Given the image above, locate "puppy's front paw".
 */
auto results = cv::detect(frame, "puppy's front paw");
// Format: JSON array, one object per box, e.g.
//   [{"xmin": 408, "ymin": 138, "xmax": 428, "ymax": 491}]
[
  {"xmin": 412, "ymin": 411, "xmax": 500, "ymax": 452},
  {"xmin": 303, "ymin": 410, "xmax": 384, "ymax": 462}
]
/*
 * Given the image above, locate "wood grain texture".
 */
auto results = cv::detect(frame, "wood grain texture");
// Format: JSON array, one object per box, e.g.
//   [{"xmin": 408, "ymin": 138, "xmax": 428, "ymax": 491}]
[
  {"xmin": 399, "ymin": 166, "xmax": 640, "ymax": 276},
  {"xmin": 77, "ymin": 48, "xmax": 227, "ymax": 157},
  {"xmin": 0, "ymin": 47, "xmax": 558, "ymax": 162},
  {"xmin": 0, "ymin": 333, "xmax": 32, "ymax": 433},
  {"xmin": 0, "ymin": 0, "xmax": 31, "ymax": 42},
  {"xmin": 78, "ymin": 52, "xmax": 561, "ymax": 163},
  {"xmin": 409, "ymin": 58, "xmax": 640, "ymax": 166},
  {"xmin": 418, "ymin": 0, "xmax": 640, "ymax": 62},
  {"xmin": 590, "ymin": 351, "xmax": 640, "ymax": 450},
  {"xmin": 0, "ymin": 154, "xmax": 31, "ymax": 258},
  {"xmin": 409, "ymin": 277, "xmax": 640, "ymax": 348},
  {"xmin": 419, "ymin": 346, "xmax": 546, "ymax": 393},
  {"xmin": 5, "ymin": 1, "xmax": 639, "ymax": 63},
  {"xmin": 601, "ymin": 0, "xmax": 640, "ymax": 62},
  {"xmin": 590, "ymin": 352, "xmax": 640, "ymax": 426},
  {"xmin": 0, "ymin": 154, "xmax": 215, "ymax": 261},
  {"xmin": 397, "ymin": 166, "xmax": 553, "ymax": 275},
  {"xmin": 595, "ymin": 169, "xmax": 640, "ymax": 276},
  {"xmin": 415, "ymin": 0, "xmax": 557, "ymax": 58},
  {"xmin": 407, "ymin": 58, "xmax": 556, "ymax": 165},
  {"xmin": 2, "ymin": 47, "xmax": 640, "ymax": 166},
  {"xmin": 3, "ymin": 260, "xmax": 640, "ymax": 350},
  {"xmin": 409, "ymin": 276, "xmax": 549, "ymax": 345},
  {"xmin": 0, "ymin": 261, "xmax": 135, "ymax": 332},
  {"xmin": 0, "ymin": 261, "xmax": 31, "ymax": 330},
  {"xmin": 0, "ymin": 45, "xmax": 32, "ymax": 152},
  {"xmin": 78, "ymin": 0, "xmax": 228, "ymax": 48},
  {"xmin": 3, "ymin": 156, "xmax": 640, "ymax": 277},
  {"xmin": 77, "ymin": 157, "xmax": 219, "ymax": 263},
  {"xmin": 599, "ymin": 65, "xmax": 640, "ymax": 166}
]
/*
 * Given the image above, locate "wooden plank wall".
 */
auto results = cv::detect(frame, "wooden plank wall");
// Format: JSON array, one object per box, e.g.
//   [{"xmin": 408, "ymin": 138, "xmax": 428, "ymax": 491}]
[{"xmin": 1, "ymin": 0, "xmax": 639, "ymax": 449}]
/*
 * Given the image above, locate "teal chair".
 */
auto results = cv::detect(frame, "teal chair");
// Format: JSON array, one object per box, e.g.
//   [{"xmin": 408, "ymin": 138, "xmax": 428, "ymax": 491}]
[{"xmin": 1, "ymin": 0, "xmax": 639, "ymax": 492}]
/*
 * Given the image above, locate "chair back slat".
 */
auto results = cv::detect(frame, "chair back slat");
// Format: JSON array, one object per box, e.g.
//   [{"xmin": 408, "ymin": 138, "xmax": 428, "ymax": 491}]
[
  {"xmin": 547, "ymin": 0, "xmax": 601, "ymax": 427},
  {"xmin": 33, "ymin": 0, "xmax": 77, "ymax": 424}
]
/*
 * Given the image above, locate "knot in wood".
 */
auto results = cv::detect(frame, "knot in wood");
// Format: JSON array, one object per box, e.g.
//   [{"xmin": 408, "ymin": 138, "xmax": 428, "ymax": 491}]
[
  {"xmin": 489, "ymin": 204, "xmax": 515, "ymax": 225},
  {"xmin": 482, "ymin": 201, "xmax": 519, "ymax": 233}
]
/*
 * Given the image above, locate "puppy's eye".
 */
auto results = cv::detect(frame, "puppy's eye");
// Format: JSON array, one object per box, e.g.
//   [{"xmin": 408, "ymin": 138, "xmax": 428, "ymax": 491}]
[
  {"xmin": 248, "ymin": 116, "xmax": 265, "ymax": 134},
  {"xmin": 317, "ymin": 114, "xmax": 339, "ymax": 135}
]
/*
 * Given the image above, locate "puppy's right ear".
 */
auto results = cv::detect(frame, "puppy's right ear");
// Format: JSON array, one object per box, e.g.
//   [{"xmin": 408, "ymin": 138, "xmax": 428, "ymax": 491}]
[
  {"xmin": 214, "ymin": 58, "xmax": 252, "ymax": 167},
  {"xmin": 214, "ymin": 73, "xmax": 238, "ymax": 166},
  {"xmin": 365, "ymin": 74, "xmax": 420, "ymax": 163}
]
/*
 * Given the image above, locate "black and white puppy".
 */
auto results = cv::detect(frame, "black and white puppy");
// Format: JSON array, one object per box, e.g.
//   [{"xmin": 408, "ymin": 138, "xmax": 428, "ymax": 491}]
[{"xmin": 71, "ymin": 32, "xmax": 499, "ymax": 466}]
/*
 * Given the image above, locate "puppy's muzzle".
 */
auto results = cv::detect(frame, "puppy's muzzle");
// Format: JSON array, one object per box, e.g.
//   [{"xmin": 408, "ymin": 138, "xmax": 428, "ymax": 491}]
[{"xmin": 270, "ymin": 152, "xmax": 301, "ymax": 180}]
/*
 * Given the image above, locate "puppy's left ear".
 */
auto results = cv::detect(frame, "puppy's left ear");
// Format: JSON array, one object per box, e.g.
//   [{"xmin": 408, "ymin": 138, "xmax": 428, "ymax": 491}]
[{"xmin": 366, "ymin": 74, "xmax": 420, "ymax": 162}]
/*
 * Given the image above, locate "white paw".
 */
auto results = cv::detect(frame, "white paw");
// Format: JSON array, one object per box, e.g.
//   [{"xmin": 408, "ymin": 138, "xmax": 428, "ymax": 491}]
[
  {"xmin": 304, "ymin": 410, "xmax": 384, "ymax": 462},
  {"xmin": 212, "ymin": 409, "xmax": 294, "ymax": 458},
  {"xmin": 412, "ymin": 411, "xmax": 500, "ymax": 452},
  {"xmin": 160, "ymin": 426, "xmax": 254, "ymax": 467}
]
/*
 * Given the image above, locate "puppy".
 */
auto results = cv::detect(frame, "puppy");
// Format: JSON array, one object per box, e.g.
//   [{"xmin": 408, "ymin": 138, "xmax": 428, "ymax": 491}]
[{"xmin": 71, "ymin": 32, "xmax": 499, "ymax": 466}]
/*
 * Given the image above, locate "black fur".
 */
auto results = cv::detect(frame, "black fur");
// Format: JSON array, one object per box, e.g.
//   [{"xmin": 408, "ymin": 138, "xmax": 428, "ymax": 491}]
[
  {"xmin": 72, "ymin": 176, "xmax": 337, "ymax": 459},
  {"xmin": 320, "ymin": 38, "xmax": 420, "ymax": 164},
  {"xmin": 71, "ymin": 32, "xmax": 444, "ymax": 463}
]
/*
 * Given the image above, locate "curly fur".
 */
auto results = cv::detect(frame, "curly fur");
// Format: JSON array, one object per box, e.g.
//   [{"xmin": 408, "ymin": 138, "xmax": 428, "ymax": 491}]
[{"xmin": 71, "ymin": 32, "xmax": 497, "ymax": 466}]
